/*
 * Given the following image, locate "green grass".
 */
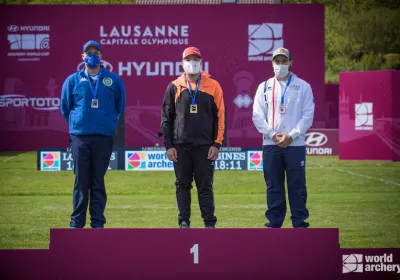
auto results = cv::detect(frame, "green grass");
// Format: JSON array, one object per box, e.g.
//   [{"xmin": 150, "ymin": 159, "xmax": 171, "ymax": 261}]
[{"xmin": 0, "ymin": 152, "xmax": 399, "ymax": 249}]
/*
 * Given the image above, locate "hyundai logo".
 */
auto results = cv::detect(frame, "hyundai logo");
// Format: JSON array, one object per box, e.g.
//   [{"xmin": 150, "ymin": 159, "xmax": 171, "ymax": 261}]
[
  {"xmin": 305, "ymin": 132, "xmax": 328, "ymax": 147},
  {"xmin": 8, "ymin": 25, "xmax": 19, "ymax": 32},
  {"xmin": 77, "ymin": 60, "xmax": 113, "ymax": 72}
]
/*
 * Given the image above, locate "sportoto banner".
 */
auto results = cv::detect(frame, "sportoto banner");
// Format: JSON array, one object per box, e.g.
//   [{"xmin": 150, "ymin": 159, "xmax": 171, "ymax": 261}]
[{"xmin": 1, "ymin": 4, "xmax": 324, "ymax": 151}]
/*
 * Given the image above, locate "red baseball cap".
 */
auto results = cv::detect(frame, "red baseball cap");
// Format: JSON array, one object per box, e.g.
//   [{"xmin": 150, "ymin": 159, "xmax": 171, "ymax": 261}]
[{"xmin": 182, "ymin": 47, "xmax": 202, "ymax": 59}]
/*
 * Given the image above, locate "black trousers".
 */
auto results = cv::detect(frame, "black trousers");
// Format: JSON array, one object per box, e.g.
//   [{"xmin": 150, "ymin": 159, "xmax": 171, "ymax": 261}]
[
  {"xmin": 69, "ymin": 134, "xmax": 113, "ymax": 228},
  {"xmin": 173, "ymin": 145, "xmax": 217, "ymax": 227}
]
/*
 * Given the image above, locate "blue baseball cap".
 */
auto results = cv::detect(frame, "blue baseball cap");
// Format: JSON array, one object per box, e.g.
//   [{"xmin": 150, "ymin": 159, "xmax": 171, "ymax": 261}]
[{"xmin": 82, "ymin": 40, "xmax": 102, "ymax": 53}]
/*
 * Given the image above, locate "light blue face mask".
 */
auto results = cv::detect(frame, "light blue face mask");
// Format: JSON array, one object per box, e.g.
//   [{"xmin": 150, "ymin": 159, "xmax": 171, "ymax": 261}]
[{"xmin": 84, "ymin": 53, "xmax": 100, "ymax": 68}]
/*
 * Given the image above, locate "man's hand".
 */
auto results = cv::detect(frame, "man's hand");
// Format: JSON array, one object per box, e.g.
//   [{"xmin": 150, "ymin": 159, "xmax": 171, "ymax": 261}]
[
  {"xmin": 276, "ymin": 134, "xmax": 293, "ymax": 148},
  {"xmin": 272, "ymin": 134, "xmax": 282, "ymax": 144},
  {"xmin": 166, "ymin": 148, "xmax": 178, "ymax": 162},
  {"xmin": 207, "ymin": 146, "xmax": 219, "ymax": 161}
]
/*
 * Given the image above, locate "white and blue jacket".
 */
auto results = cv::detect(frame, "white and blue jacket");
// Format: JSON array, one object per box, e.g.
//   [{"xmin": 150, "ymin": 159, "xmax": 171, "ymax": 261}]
[{"xmin": 252, "ymin": 73, "xmax": 315, "ymax": 146}]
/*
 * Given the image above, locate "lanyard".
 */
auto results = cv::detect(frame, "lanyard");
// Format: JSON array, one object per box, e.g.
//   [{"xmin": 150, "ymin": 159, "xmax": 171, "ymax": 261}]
[
  {"xmin": 186, "ymin": 75, "xmax": 201, "ymax": 105},
  {"xmin": 272, "ymin": 79, "xmax": 276, "ymax": 130},
  {"xmin": 86, "ymin": 70, "xmax": 101, "ymax": 100},
  {"xmin": 280, "ymin": 74, "xmax": 293, "ymax": 105},
  {"xmin": 271, "ymin": 74, "xmax": 292, "ymax": 129}
]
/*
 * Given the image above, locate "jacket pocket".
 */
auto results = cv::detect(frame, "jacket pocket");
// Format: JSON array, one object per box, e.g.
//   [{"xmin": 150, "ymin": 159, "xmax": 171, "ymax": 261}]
[
  {"xmin": 111, "ymin": 116, "xmax": 118, "ymax": 133},
  {"xmin": 174, "ymin": 103, "xmax": 186, "ymax": 142},
  {"xmin": 69, "ymin": 111, "xmax": 76, "ymax": 130},
  {"xmin": 286, "ymin": 95, "xmax": 300, "ymax": 111},
  {"xmin": 173, "ymin": 123, "xmax": 180, "ymax": 142},
  {"xmin": 70, "ymin": 110, "xmax": 83, "ymax": 131},
  {"xmin": 101, "ymin": 114, "xmax": 118, "ymax": 135}
]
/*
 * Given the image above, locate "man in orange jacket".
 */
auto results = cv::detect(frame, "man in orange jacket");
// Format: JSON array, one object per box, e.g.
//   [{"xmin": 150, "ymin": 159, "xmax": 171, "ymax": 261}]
[{"xmin": 161, "ymin": 46, "xmax": 225, "ymax": 228}]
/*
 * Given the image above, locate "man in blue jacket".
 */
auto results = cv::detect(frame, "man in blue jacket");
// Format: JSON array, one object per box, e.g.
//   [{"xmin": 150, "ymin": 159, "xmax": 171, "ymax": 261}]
[{"xmin": 61, "ymin": 40, "xmax": 126, "ymax": 228}]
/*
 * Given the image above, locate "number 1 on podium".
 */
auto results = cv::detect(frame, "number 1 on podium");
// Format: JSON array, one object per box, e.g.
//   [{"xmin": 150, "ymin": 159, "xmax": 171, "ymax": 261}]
[{"xmin": 190, "ymin": 244, "xmax": 199, "ymax": 264}]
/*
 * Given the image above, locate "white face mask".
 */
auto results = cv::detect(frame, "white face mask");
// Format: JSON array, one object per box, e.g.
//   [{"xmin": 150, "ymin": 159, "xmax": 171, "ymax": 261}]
[
  {"xmin": 183, "ymin": 60, "xmax": 201, "ymax": 74},
  {"xmin": 273, "ymin": 64, "xmax": 290, "ymax": 79}
]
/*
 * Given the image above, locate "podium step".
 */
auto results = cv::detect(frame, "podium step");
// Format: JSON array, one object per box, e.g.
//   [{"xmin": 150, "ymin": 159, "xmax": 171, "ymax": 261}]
[{"xmin": 48, "ymin": 228, "xmax": 341, "ymax": 279}]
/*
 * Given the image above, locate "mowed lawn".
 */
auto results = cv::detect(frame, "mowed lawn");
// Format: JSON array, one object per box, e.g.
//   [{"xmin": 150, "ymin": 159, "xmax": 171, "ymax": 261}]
[{"xmin": 0, "ymin": 152, "xmax": 399, "ymax": 249}]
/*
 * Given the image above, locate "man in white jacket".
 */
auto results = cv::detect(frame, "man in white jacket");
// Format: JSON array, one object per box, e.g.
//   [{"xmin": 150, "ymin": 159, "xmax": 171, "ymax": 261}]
[{"xmin": 252, "ymin": 47, "xmax": 315, "ymax": 228}]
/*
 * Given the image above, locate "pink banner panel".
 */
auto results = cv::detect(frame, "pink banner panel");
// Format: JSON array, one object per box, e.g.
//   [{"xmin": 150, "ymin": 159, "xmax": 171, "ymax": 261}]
[
  {"xmin": 324, "ymin": 83, "xmax": 339, "ymax": 129},
  {"xmin": 392, "ymin": 71, "xmax": 400, "ymax": 161},
  {"xmin": 0, "ymin": 5, "xmax": 324, "ymax": 151},
  {"xmin": 339, "ymin": 70, "xmax": 399, "ymax": 161}
]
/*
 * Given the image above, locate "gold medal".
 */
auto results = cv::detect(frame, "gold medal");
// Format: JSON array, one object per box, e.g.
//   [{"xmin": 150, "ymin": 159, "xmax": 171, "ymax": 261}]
[{"xmin": 190, "ymin": 104, "xmax": 198, "ymax": 114}]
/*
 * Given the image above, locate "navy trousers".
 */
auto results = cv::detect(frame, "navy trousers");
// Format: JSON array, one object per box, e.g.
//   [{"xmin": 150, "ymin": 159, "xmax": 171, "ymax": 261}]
[
  {"xmin": 69, "ymin": 134, "xmax": 113, "ymax": 228},
  {"xmin": 262, "ymin": 145, "xmax": 309, "ymax": 228}
]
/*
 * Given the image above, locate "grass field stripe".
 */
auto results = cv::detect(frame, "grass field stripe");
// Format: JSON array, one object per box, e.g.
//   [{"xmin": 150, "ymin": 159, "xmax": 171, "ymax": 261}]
[
  {"xmin": 309, "ymin": 161, "xmax": 400, "ymax": 187},
  {"xmin": 308, "ymin": 161, "xmax": 323, "ymax": 167},
  {"xmin": 3, "ymin": 155, "xmax": 20, "ymax": 163},
  {"xmin": 336, "ymin": 169, "xmax": 400, "ymax": 187}
]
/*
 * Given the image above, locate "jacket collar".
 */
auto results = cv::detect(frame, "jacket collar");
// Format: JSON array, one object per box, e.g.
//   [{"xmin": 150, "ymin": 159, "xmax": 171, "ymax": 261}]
[
  {"xmin": 176, "ymin": 71, "xmax": 210, "ymax": 88},
  {"xmin": 79, "ymin": 65, "xmax": 107, "ymax": 78},
  {"xmin": 274, "ymin": 72, "xmax": 297, "ymax": 82}
]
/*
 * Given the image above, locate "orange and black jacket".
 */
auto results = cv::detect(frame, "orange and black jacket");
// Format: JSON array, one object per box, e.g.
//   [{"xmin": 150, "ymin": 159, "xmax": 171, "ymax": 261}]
[{"xmin": 161, "ymin": 71, "xmax": 225, "ymax": 150}]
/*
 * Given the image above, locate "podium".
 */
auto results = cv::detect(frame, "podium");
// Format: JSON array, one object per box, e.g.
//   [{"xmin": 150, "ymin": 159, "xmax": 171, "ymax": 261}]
[{"xmin": 1, "ymin": 228, "xmax": 341, "ymax": 280}]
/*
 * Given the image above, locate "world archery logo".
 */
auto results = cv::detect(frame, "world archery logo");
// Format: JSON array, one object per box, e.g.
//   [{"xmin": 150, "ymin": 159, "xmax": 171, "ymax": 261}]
[{"xmin": 248, "ymin": 23, "xmax": 284, "ymax": 61}]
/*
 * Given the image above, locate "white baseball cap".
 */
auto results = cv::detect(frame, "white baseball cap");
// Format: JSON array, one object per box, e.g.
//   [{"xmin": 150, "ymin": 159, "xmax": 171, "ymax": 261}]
[{"xmin": 272, "ymin": 47, "xmax": 291, "ymax": 60}]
